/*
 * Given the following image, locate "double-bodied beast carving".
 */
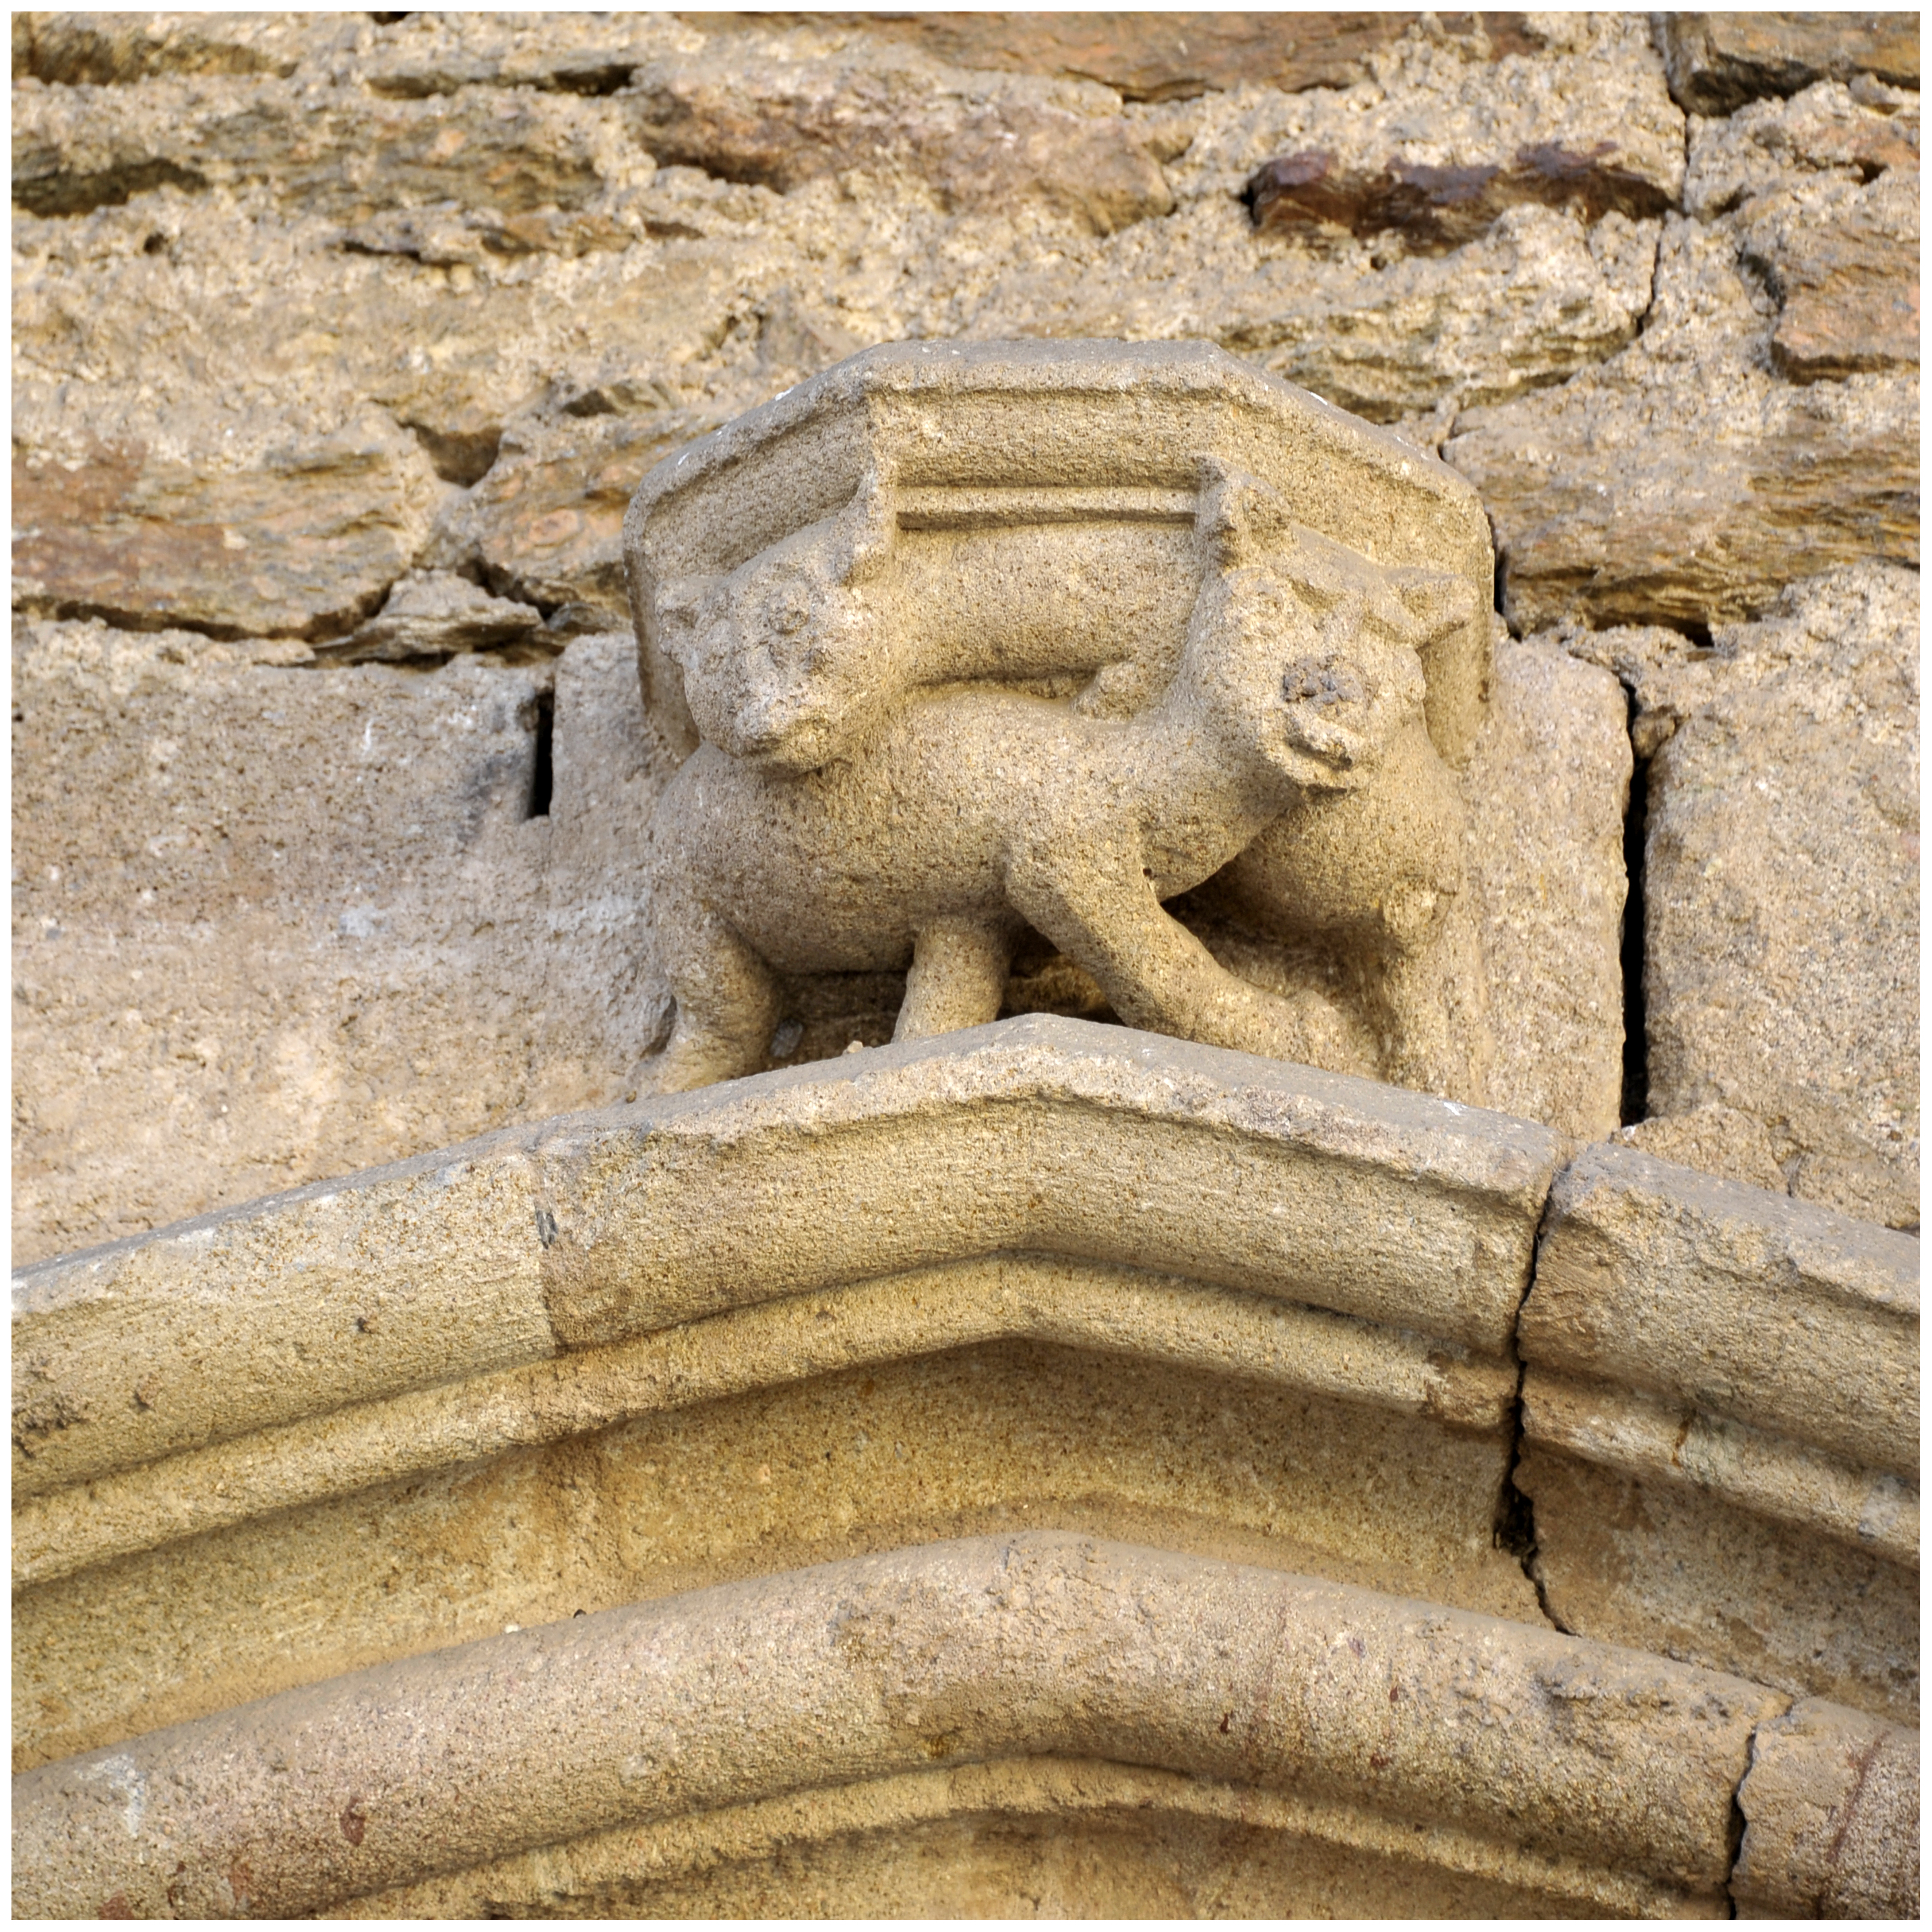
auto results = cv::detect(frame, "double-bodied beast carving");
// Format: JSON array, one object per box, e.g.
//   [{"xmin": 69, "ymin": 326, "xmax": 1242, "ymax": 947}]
[{"xmin": 625, "ymin": 340, "xmax": 1499, "ymax": 1100}]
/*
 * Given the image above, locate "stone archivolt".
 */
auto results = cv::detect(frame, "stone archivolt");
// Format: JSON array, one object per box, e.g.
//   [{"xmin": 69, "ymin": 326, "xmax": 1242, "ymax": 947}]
[{"xmin": 11, "ymin": 1018, "xmax": 1919, "ymax": 1916}]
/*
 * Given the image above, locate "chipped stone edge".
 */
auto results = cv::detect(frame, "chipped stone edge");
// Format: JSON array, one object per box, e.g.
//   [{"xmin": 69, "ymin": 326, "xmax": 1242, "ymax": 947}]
[{"xmin": 1522, "ymin": 1369, "xmax": 1919, "ymax": 1567}]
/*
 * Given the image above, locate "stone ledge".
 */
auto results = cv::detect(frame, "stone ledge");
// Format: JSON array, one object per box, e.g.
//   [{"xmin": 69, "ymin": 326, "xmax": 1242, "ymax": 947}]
[
  {"xmin": 12, "ymin": 1015, "xmax": 1561, "ymax": 1502},
  {"xmin": 1733, "ymin": 1697, "xmax": 1921, "ymax": 1918},
  {"xmin": 1522, "ymin": 1139, "xmax": 1918, "ymax": 1481}
]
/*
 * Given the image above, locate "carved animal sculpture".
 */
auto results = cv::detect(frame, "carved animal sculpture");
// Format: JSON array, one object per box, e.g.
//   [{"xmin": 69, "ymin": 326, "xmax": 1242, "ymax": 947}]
[
  {"xmin": 638, "ymin": 469, "xmax": 1472, "ymax": 1094},
  {"xmin": 650, "ymin": 457, "xmax": 1495, "ymax": 1102},
  {"xmin": 656, "ymin": 465, "xmax": 1185, "ymax": 778}
]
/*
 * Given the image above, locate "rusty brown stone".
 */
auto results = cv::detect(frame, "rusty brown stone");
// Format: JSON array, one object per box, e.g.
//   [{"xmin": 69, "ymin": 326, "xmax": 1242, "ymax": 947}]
[
  {"xmin": 1751, "ymin": 173, "xmax": 1921, "ymax": 379},
  {"xmin": 11, "ymin": 418, "xmax": 445, "ymax": 640},
  {"xmin": 627, "ymin": 44, "xmax": 1174, "ymax": 234},
  {"xmin": 1659, "ymin": 11, "xmax": 1922, "ymax": 116},
  {"xmin": 1248, "ymin": 142, "xmax": 1674, "ymax": 253}
]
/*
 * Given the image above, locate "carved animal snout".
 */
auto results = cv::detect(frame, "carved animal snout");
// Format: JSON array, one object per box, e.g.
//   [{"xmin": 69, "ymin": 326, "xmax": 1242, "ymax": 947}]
[{"xmin": 1279, "ymin": 629, "xmax": 1425, "ymax": 777}]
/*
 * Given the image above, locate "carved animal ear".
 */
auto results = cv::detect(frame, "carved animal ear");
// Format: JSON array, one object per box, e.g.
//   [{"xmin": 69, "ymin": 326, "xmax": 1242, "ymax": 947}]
[
  {"xmin": 829, "ymin": 463, "xmax": 897, "ymax": 584},
  {"xmin": 1387, "ymin": 567, "xmax": 1483, "ymax": 652},
  {"xmin": 657, "ymin": 573, "xmax": 724, "ymax": 666},
  {"xmin": 1195, "ymin": 460, "xmax": 1292, "ymax": 569}
]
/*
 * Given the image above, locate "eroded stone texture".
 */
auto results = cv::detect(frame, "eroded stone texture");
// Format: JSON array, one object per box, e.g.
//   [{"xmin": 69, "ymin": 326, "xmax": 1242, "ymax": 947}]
[
  {"xmin": 1237, "ymin": 18, "xmax": 1683, "ymax": 255},
  {"xmin": 627, "ymin": 42, "xmax": 1175, "ymax": 234},
  {"xmin": 1446, "ymin": 212, "xmax": 1919, "ymax": 633},
  {"xmin": 1685, "ymin": 77, "xmax": 1922, "ymax": 383},
  {"xmin": 1568, "ymin": 565, "xmax": 1920, "ymax": 1228},
  {"xmin": 1460, "ymin": 636, "xmax": 1629, "ymax": 1143},
  {"xmin": 1733, "ymin": 1698, "xmax": 1921, "ymax": 1918},
  {"xmin": 1521, "ymin": 1140, "xmax": 1919, "ymax": 1718},
  {"xmin": 1658, "ymin": 11, "xmax": 1922, "ymax": 116},
  {"xmin": 11, "ymin": 413, "xmax": 450, "ymax": 640},
  {"xmin": 681, "ymin": 11, "xmax": 1541, "ymax": 102},
  {"xmin": 9, "ymin": 619, "xmax": 673, "ymax": 1264},
  {"xmin": 10, "ymin": 1532, "xmax": 1784, "ymax": 1919}
]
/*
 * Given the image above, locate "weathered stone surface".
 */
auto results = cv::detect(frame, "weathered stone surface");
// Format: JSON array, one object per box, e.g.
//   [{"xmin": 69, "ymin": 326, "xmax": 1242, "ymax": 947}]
[
  {"xmin": 1213, "ymin": 14, "xmax": 1683, "ymax": 257},
  {"xmin": 9, "ymin": 1532, "xmax": 1784, "ymax": 1918},
  {"xmin": 13, "ymin": 1019, "xmax": 1561, "ymax": 1764},
  {"xmin": 321, "ymin": 569, "xmax": 548, "ymax": 664},
  {"xmin": 1520, "ymin": 1139, "xmax": 1919, "ymax": 1717},
  {"xmin": 15, "ymin": 1016, "xmax": 1561, "ymax": 1494},
  {"xmin": 12, "ymin": 11, "xmax": 354, "ymax": 86},
  {"xmin": 1733, "ymin": 1698, "xmax": 1921, "ymax": 1917},
  {"xmin": 1684, "ymin": 75, "xmax": 1920, "ymax": 217},
  {"xmin": 681, "ymin": 11, "xmax": 1545, "ymax": 103},
  {"xmin": 15, "ymin": 1336, "xmax": 1538, "ymax": 1770},
  {"xmin": 1743, "ymin": 170, "xmax": 1920, "ymax": 379},
  {"xmin": 9, "ymin": 619, "xmax": 673, "ymax": 1265},
  {"xmin": 344, "ymin": 1757, "xmax": 1701, "ymax": 1919},
  {"xmin": 970, "ymin": 204, "xmax": 1662, "ymax": 423},
  {"xmin": 447, "ymin": 408, "xmax": 720, "ymax": 626},
  {"xmin": 12, "ymin": 71, "xmax": 650, "ymax": 221},
  {"xmin": 1524, "ymin": 1140, "xmax": 1919, "ymax": 1477},
  {"xmin": 1461, "ymin": 636, "xmax": 1629, "ymax": 1144},
  {"xmin": 1618, "ymin": 1104, "xmax": 1790, "ymax": 1194},
  {"xmin": 1659, "ymin": 11, "xmax": 1923, "ymax": 117},
  {"xmin": 11, "ymin": 413, "xmax": 448, "ymax": 639},
  {"xmin": 1447, "ymin": 214, "xmax": 1919, "ymax": 631},
  {"xmin": 1571, "ymin": 565, "xmax": 1919, "ymax": 1227},
  {"xmin": 1685, "ymin": 79, "xmax": 1921, "ymax": 381},
  {"xmin": 1517, "ymin": 1441, "xmax": 1918, "ymax": 1720},
  {"xmin": 627, "ymin": 38, "xmax": 1175, "ymax": 235}
]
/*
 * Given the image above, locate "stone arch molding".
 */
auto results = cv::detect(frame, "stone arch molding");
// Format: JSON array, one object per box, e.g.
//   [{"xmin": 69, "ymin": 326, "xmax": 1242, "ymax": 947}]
[{"xmin": 622, "ymin": 342, "xmax": 1503, "ymax": 1102}]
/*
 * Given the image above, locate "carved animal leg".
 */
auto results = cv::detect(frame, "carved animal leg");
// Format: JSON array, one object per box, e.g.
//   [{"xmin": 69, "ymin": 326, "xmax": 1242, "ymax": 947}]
[
  {"xmin": 636, "ymin": 882, "xmax": 783, "ymax": 1095},
  {"xmin": 895, "ymin": 920, "xmax": 1014, "ymax": 1043},
  {"xmin": 1008, "ymin": 847, "xmax": 1321, "ymax": 1065},
  {"xmin": 1359, "ymin": 877, "xmax": 1495, "ymax": 1107},
  {"xmin": 1220, "ymin": 720, "xmax": 1497, "ymax": 1105}
]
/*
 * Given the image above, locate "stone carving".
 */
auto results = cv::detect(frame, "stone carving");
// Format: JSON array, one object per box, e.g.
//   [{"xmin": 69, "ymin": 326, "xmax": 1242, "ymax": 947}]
[{"xmin": 625, "ymin": 340, "xmax": 1499, "ymax": 1099}]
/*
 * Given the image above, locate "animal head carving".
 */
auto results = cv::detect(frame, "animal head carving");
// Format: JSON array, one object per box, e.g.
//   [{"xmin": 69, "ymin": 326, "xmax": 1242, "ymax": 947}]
[
  {"xmin": 1191, "ymin": 466, "xmax": 1476, "ymax": 792},
  {"xmin": 671, "ymin": 470, "xmax": 896, "ymax": 774}
]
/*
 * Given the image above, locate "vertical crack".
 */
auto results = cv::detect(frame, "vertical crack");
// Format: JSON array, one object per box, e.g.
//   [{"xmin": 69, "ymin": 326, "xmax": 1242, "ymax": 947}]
[
  {"xmin": 526, "ymin": 690, "xmax": 555, "ymax": 819},
  {"xmin": 1619, "ymin": 684, "xmax": 1652, "ymax": 1126},
  {"xmin": 1494, "ymin": 1185, "xmax": 1570, "ymax": 1633}
]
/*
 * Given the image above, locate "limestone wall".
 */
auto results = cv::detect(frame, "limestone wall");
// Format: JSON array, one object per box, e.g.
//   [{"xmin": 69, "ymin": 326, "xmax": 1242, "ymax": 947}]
[{"xmin": 12, "ymin": 11, "xmax": 1919, "ymax": 1264}]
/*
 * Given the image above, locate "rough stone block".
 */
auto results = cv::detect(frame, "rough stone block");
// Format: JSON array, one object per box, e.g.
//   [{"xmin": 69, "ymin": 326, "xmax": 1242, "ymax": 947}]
[
  {"xmin": 7, "ymin": 621, "xmax": 673, "ymax": 1265},
  {"xmin": 1524, "ymin": 1140, "xmax": 1917, "ymax": 1476},
  {"xmin": 1445, "ymin": 216, "xmax": 1919, "ymax": 632},
  {"xmin": 1569, "ymin": 566, "xmax": 1920, "ymax": 1228},
  {"xmin": 1658, "ymin": 11, "xmax": 1922, "ymax": 115},
  {"xmin": 627, "ymin": 39, "xmax": 1175, "ymax": 233},
  {"xmin": 1462, "ymin": 636, "xmax": 1629, "ymax": 1143},
  {"xmin": 679, "ymin": 11, "xmax": 1532, "ymax": 103},
  {"xmin": 970, "ymin": 203, "xmax": 1663, "ymax": 425},
  {"xmin": 1520, "ymin": 1139, "xmax": 1919, "ymax": 1717},
  {"xmin": 11, "ymin": 413, "xmax": 449, "ymax": 640},
  {"xmin": 11, "ymin": 70, "xmax": 644, "ymax": 221}
]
